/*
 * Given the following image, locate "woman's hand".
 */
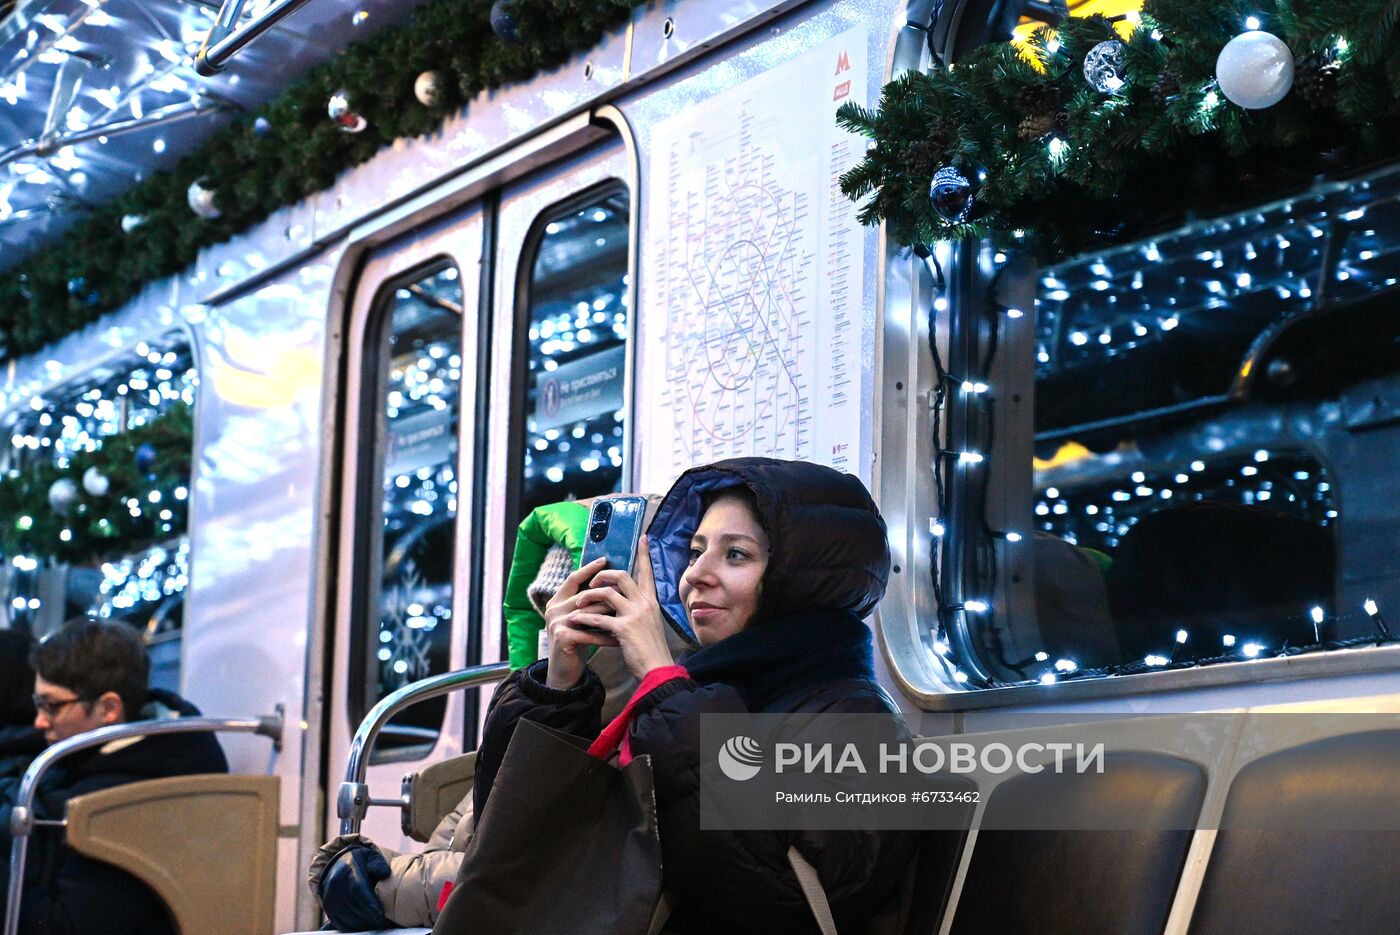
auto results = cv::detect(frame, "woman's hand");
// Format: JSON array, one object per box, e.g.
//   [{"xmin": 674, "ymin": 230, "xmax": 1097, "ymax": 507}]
[
  {"xmin": 544, "ymin": 556, "xmax": 620, "ymax": 690},
  {"xmin": 570, "ymin": 535, "xmax": 675, "ymax": 680}
]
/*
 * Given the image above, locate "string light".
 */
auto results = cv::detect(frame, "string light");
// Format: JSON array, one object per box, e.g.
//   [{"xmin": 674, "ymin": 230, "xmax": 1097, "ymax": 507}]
[{"xmin": 1364, "ymin": 598, "xmax": 1393, "ymax": 639}]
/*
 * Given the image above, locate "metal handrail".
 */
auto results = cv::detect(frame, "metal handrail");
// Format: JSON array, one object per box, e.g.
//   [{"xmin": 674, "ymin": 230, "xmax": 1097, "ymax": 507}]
[
  {"xmin": 4, "ymin": 713, "xmax": 283, "ymax": 935},
  {"xmin": 195, "ymin": 0, "xmax": 320, "ymax": 76},
  {"xmin": 337, "ymin": 663, "xmax": 510, "ymax": 835}
]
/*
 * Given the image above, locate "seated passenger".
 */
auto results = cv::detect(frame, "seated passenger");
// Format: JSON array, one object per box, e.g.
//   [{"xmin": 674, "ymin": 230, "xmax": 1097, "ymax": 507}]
[
  {"xmin": 1032, "ymin": 532, "xmax": 1121, "ymax": 667},
  {"xmin": 17, "ymin": 618, "xmax": 228, "ymax": 935},
  {"xmin": 0, "ymin": 629, "xmax": 44, "ymax": 886},
  {"xmin": 468, "ymin": 458, "xmax": 916, "ymax": 933},
  {"xmin": 308, "ymin": 497, "xmax": 687, "ymax": 931},
  {"xmin": 1106, "ymin": 501, "xmax": 1335, "ymax": 660}
]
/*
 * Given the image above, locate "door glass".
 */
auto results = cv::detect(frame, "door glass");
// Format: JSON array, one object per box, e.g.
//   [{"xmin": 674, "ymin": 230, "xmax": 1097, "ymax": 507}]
[
  {"xmin": 519, "ymin": 189, "xmax": 630, "ymax": 519},
  {"xmin": 360, "ymin": 263, "xmax": 463, "ymax": 754}
]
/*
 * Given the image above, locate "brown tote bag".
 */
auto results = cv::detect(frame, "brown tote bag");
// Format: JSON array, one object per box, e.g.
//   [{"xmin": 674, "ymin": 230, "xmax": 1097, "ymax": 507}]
[{"xmin": 433, "ymin": 715, "xmax": 664, "ymax": 935}]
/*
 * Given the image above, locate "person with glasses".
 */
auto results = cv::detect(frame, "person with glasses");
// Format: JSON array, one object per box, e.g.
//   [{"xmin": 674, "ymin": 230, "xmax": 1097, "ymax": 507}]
[
  {"xmin": 12, "ymin": 617, "xmax": 227, "ymax": 935},
  {"xmin": 0, "ymin": 629, "xmax": 44, "ymax": 890}
]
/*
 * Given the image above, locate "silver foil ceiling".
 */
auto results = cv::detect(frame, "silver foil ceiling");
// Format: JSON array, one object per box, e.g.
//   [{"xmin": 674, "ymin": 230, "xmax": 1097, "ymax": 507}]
[{"xmin": 0, "ymin": 0, "xmax": 428, "ymax": 268}]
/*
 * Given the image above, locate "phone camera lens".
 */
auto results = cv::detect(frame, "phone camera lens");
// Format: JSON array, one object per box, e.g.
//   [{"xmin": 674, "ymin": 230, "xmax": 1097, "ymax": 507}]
[{"xmin": 590, "ymin": 521, "xmax": 609, "ymax": 542}]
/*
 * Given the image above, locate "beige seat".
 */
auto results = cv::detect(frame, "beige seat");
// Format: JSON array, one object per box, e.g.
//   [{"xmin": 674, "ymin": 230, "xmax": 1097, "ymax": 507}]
[
  {"xmin": 65, "ymin": 774, "xmax": 280, "ymax": 935},
  {"xmin": 403, "ymin": 751, "xmax": 475, "ymax": 843}
]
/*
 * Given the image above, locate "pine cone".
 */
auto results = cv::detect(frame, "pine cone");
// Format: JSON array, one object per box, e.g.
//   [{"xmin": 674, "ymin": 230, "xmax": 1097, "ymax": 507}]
[
  {"xmin": 906, "ymin": 139, "xmax": 939, "ymax": 179},
  {"xmin": 1152, "ymin": 72, "xmax": 1181, "ymax": 107},
  {"xmin": 1018, "ymin": 112, "xmax": 1055, "ymax": 141},
  {"xmin": 1295, "ymin": 52, "xmax": 1341, "ymax": 106},
  {"xmin": 1017, "ymin": 82, "xmax": 1057, "ymax": 114}
]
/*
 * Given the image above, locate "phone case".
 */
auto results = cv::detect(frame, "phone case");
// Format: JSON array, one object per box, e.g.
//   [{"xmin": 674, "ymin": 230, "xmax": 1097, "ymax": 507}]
[{"xmin": 579, "ymin": 495, "xmax": 648, "ymax": 576}]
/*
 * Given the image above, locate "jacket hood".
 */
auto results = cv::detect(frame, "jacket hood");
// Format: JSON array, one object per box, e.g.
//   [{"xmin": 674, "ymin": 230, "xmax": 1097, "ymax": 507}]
[{"xmin": 647, "ymin": 457, "xmax": 890, "ymax": 640}]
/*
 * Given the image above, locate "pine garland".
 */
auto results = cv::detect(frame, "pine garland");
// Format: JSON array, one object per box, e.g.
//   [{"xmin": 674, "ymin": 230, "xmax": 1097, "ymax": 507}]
[
  {"xmin": 838, "ymin": 0, "xmax": 1400, "ymax": 260},
  {"xmin": 0, "ymin": 0, "xmax": 643, "ymax": 360},
  {"xmin": 0, "ymin": 405, "xmax": 192, "ymax": 563}
]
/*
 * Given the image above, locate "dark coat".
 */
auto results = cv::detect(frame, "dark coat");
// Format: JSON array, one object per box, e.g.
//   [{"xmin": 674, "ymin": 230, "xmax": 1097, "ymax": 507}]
[
  {"xmin": 0, "ymin": 725, "xmax": 46, "ymax": 869},
  {"xmin": 475, "ymin": 458, "xmax": 915, "ymax": 934},
  {"xmin": 18, "ymin": 689, "xmax": 228, "ymax": 935}
]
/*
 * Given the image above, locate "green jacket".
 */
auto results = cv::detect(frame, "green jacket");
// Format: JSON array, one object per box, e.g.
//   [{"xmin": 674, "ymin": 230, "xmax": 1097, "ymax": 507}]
[{"xmin": 502, "ymin": 500, "xmax": 589, "ymax": 669}]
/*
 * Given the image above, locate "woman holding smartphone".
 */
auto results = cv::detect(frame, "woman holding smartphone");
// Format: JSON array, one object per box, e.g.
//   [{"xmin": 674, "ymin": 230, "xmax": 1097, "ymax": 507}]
[{"xmin": 473, "ymin": 456, "xmax": 915, "ymax": 934}]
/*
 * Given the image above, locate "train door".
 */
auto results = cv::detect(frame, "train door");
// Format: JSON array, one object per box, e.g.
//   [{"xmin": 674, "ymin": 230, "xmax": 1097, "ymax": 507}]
[
  {"xmin": 476, "ymin": 137, "xmax": 634, "ymax": 681},
  {"xmin": 322, "ymin": 130, "xmax": 634, "ymax": 852},
  {"xmin": 324, "ymin": 206, "xmax": 487, "ymax": 848}
]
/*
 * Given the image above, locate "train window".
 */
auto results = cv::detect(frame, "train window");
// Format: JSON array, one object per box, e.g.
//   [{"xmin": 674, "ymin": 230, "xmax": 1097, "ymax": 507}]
[
  {"xmin": 356, "ymin": 262, "xmax": 463, "ymax": 755},
  {"xmin": 517, "ymin": 188, "xmax": 630, "ymax": 519},
  {"xmin": 0, "ymin": 332, "xmax": 196, "ymax": 691},
  {"xmin": 944, "ymin": 166, "xmax": 1400, "ymax": 689}
]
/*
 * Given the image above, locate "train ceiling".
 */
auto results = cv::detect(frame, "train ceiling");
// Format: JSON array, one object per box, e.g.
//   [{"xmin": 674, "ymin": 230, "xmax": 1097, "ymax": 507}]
[
  {"xmin": 0, "ymin": 0, "xmax": 429, "ymax": 264},
  {"xmin": 0, "ymin": 0, "xmax": 1147, "ymax": 273}
]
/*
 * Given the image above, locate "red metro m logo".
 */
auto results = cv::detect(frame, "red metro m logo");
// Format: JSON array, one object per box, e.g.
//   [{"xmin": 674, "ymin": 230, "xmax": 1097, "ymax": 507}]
[{"xmin": 834, "ymin": 49, "xmax": 852, "ymax": 101}]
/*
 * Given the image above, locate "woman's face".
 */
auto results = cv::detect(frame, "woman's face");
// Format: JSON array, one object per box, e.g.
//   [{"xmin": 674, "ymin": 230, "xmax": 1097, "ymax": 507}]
[{"xmin": 680, "ymin": 493, "xmax": 769, "ymax": 646}]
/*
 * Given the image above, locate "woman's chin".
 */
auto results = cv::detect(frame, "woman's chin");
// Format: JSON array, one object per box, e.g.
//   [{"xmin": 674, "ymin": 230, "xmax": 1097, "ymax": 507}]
[{"xmin": 689, "ymin": 615, "xmax": 746, "ymax": 647}]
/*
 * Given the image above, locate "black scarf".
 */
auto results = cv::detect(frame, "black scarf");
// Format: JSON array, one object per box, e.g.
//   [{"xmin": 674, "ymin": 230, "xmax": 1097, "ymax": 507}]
[{"xmin": 680, "ymin": 609, "xmax": 876, "ymax": 712}]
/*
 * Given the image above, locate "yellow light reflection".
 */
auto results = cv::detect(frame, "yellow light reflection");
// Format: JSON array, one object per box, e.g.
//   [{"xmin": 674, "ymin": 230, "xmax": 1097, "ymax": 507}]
[
  {"xmin": 1034, "ymin": 441, "xmax": 1093, "ymax": 472},
  {"xmin": 1013, "ymin": 0, "xmax": 1146, "ymax": 64},
  {"xmin": 212, "ymin": 332, "xmax": 321, "ymax": 409}
]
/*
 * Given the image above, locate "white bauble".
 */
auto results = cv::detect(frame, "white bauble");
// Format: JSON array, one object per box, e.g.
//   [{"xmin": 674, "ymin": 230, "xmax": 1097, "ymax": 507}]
[
  {"xmin": 82, "ymin": 466, "xmax": 110, "ymax": 497},
  {"xmin": 187, "ymin": 178, "xmax": 221, "ymax": 219},
  {"xmin": 1216, "ymin": 30, "xmax": 1295, "ymax": 109},
  {"xmin": 328, "ymin": 89, "xmax": 367, "ymax": 133},
  {"xmin": 414, "ymin": 70, "xmax": 443, "ymax": 107},
  {"xmin": 48, "ymin": 478, "xmax": 79, "ymax": 515}
]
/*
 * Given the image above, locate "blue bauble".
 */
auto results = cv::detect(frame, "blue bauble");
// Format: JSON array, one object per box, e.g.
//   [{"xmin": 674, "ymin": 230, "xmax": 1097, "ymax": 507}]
[
  {"xmin": 489, "ymin": 0, "xmax": 522, "ymax": 44},
  {"xmin": 135, "ymin": 442, "xmax": 158, "ymax": 474},
  {"xmin": 253, "ymin": 116, "xmax": 271, "ymax": 136}
]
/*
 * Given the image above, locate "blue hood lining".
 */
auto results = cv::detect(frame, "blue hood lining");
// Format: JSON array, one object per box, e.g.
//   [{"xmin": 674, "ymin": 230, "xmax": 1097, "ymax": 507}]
[{"xmin": 647, "ymin": 473, "xmax": 750, "ymax": 644}]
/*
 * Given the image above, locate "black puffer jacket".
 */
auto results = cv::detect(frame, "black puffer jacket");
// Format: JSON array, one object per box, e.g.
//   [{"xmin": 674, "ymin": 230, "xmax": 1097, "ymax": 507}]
[
  {"xmin": 19, "ymin": 689, "xmax": 229, "ymax": 935},
  {"xmin": 475, "ymin": 458, "xmax": 915, "ymax": 934}
]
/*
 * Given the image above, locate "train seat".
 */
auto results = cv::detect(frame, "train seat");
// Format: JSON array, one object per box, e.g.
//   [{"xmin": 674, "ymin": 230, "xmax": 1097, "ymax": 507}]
[
  {"xmin": 402, "ymin": 750, "xmax": 476, "ymax": 843},
  {"xmin": 949, "ymin": 751, "xmax": 1206, "ymax": 935},
  {"xmin": 64, "ymin": 773, "xmax": 280, "ymax": 935},
  {"xmin": 1187, "ymin": 729, "xmax": 1400, "ymax": 935}
]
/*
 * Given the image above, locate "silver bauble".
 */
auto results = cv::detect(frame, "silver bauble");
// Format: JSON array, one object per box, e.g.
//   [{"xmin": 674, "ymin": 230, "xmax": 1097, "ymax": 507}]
[
  {"xmin": 1083, "ymin": 39, "xmax": 1127, "ymax": 94},
  {"xmin": 328, "ymin": 89, "xmax": 368, "ymax": 133},
  {"xmin": 187, "ymin": 178, "xmax": 221, "ymax": 219},
  {"xmin": 414, "ymin": 70, "xmax": 443, "ymax": 107},
  {"xmin": 1217, "ymin": 30, "xmax": 1295, "ymax": 109},
  {"xmin": 82, "ymin": 466, "xmax": 110, "ymax": 497},
  {"xmin": 48, "ymin": 477, "xmax": 79, "ymax": 516},
  {"xmin": 120, "ymin": 214, "xmax": 145, "ymax": 233},
  {"xmin": 929, "ymin": 166, "xmax": 974, "ymax": 223}
]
